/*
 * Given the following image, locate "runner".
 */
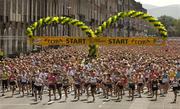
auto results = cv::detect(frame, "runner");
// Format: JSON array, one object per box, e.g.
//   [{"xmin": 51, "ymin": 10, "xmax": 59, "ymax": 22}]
[
  {"xmin": 101, "ymin": 73, "xmax": 107, "ymax": 98},
  {"xmin": 34, "ymin": 73, "xmax": 44, "ymax": 102},
  {"xmin": 83, "ymin": 72, "xmax": 90, "ymax": 99},
  {"xmin": 1, "ymin": 69, "xmax": 9, "ymax": 96},
  {"xmin": 62, "ymin": 74, "xmax": 70, "ymax": 101},
  {"xmin": 89, "ymin": 71, "xmax": 97, "ymax": 102},
  {"xmin": 116, "ymin": 75, "xmax": 124, "ymax": 100},
  {"xmin": 151, "ymin": 75, "xmax": 158, "ymax": 101},
  {"xmin": 47, "ymin": 70, "xmax": 57, "ymax": 102},
  {"xmin": 158, "ymin": 75, "xmax": 164, "ymax": 96},
  {"xmin": 55, "ymin": 71, "xmax": 63, "ymax": 100},
  {"xmin": 73, "ymin": 73, "xmax": 81, "ymax": 100},
  {"xmin": 20, "ymin": 71, "xmax": 28, "ymax": 97},
  {"xmin": 137, "ymin": 74, "xmax": 144, "ymax": 98},
  {"xmin": 162, "ymin": 71, "xmax": 169, "ymax": 96},
  {"xmin": 105, "ymin": 73, "xmax": 113, "ymax": 100},
  {"xmin": 17, "ymin": 71, "xmax": 22, "ymax": 94},
  {"xmin": 128, "ymin": 75, "xmax": 136, "ymax": 101},
  {"xmin": 31, "ymin": 71, "xmax": 36, "ymax": 97},
  {"xmin": 171, "ymin": 78, "xmax": 179, "ymax": 103},
  {"xmin": 26, "ymin": 72, "xmax": 31, "ymax": 95},
  {"xmin": 9, "ymin": 71, "xmax": 16, "ymax": 97},
  {"xmin": 39, "ymin": 69, "xmax": 47, "ymax": 95}
]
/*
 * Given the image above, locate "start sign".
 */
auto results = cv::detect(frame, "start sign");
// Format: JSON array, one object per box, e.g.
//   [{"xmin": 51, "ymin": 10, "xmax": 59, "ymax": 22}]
[{"xmin": 29, "ymin": 36, "xmax": 166, "ymax": 46}]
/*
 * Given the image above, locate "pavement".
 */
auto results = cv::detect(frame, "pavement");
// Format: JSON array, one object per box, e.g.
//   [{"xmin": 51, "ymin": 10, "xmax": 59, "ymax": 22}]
[{"xmin": 0, "ymin": 90, "xmax": 180, "ymax": 109}]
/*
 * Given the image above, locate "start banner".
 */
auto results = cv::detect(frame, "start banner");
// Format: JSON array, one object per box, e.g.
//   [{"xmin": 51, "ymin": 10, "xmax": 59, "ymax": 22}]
[{"xmin": 29, "ymin": 36, "xmax": 166, "ymax": 46}]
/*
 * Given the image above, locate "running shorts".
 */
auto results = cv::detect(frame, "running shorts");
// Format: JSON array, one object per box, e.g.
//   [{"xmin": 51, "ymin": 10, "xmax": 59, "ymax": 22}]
[
  {"xmin": 129, "ymin": 83, "xmax": 135, "ymax": 90},
  {"xmin": 49, "ymin": 84, "xmax": 56, "ymax": 90},
  {"xmin": 10, "ymin": 81, "xmax": 16, "ymax": 86},
  {"xmin": 2, "ymin": 80, "xmax": 8, "ymax": 88}
]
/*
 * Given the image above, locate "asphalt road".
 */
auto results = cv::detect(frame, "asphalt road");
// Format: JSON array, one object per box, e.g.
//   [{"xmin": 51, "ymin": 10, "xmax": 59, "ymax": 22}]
[{"xmin": 0, "ymin": 90, "xmax": 179, "ymax": 109}]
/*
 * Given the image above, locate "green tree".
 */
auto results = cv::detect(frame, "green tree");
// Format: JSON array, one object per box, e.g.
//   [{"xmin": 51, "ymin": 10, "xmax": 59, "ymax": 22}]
[{"xmin": 158, "ymin": 15, "xmax": 176, "ymax": 37}]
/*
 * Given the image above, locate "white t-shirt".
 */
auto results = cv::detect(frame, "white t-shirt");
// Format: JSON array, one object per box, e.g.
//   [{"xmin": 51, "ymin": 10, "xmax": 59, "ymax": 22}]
[
  {"xmin": 34, "ymin": 77, "xmax": 43, "ymax": 86},
  {"xmin": 90, "ymin": 77, "xmax": 97, "ymax": 84},
  {"xmin": 172, "ymin": 81, "xmax": 179, "ymax": 87},
  {"xmin": 21, "ymin": 74, "xmax": 27, "ymax": 83},
  {"xmin": 39, "ymin": 72, "xmax": 46, "ymax": 80}
]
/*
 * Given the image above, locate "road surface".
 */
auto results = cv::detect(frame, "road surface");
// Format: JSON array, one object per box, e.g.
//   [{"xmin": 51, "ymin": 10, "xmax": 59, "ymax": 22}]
[{"xmin": 0, "ymin": 90, "xmax": 179, "ymax": 109}]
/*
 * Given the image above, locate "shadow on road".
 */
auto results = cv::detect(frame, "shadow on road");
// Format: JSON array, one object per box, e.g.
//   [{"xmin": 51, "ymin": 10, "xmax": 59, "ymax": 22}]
[
  {"xmin": 150, "ymin": 99, "xmax": 157, "ymax": 101},
  {"xmin": 16, "ymin": 96, "xmax": 24, "ymax": 98},
  {"xmin": 30, "ymin": 102, "xmax": 39, "ymax": 105},
  {"xmin": 103, "ymin": 99, "xmax": 110, "ymax": 102},
  {"xmin": 71, "ymin": 99, "xmax": 78, "ymax": 102},
  {"xmin": 84, "ymin": 101, "xmax": 94, "ymax": 103},
  {"xmin": 4, "ymin": 96, "xmax": 13, "ymax": 98},
  {"xmin": 80, "ymin": 99, "xmax": 88, "ymax": 101},
  {"xmin": 58, "ymin": 100, "xmax": 66, "ymax": 103}
]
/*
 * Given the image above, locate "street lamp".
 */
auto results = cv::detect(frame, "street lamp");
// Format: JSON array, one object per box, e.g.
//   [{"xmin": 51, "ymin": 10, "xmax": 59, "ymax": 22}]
[
  {"xmin": 127, "ymin": 0, "xmax": 130, "ymax": 37},
  {"xmin": 67, "ymin": 6, "xmax": 71, "ymax": 36}
]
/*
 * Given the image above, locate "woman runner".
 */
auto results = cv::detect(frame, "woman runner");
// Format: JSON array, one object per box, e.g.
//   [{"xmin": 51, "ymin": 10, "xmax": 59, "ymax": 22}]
[
  {"xmin": 89, "ymin": 71, "xmax": 97, "ymax": 102},
  {"xmin": 162, "ymin": 71, "xmax": 170, "ymax": 95},
  {"xmin": 73, "ymin": 73, "xmax": 81, "ymax": 100},
  {"xmin": 34, "ymin": 74, "xmax": 44, "ymax": 102},
  {"xmin": 47, "ymin": 71, "xmax": 57, "ymax": 102},
  {"xmin": 83, "ymin": 73, "xmax": 90, "ymax": 99},
  {"xmin": 105, "ymin": 74, "xmax": 113, "ymax": 100},
  {"xmin": 116, "ymin": 75, "xmax": 124, "ymax": 100},
  {"xmin": 21, "ymin": 71, "xmax": 28, "ymax": 97},
  {"xmin": 1, "ymin": 69, "xmax": 9, "ymax": 96},
  {"xmin": 26, "ymin": 72, "xmax": 31, "ymax": 95},
  {"xmin": 17, "ymin": 71, "xmax": 22, "ymax": 94},
  {"xmin": 9, "ymin": 71, "xmax": 17, "ymax": 97},
  {"xmin": 62, "ymin": 74, "xmax": 70, "ymax": 101},
  {"xmin": 31, "ymin": 72, "xmax": 36, "ymax": 97},
  {"xmin": 128, "ymin": 75, "xmax": 136, "ymax": 101},
  {"xmin": 55, "ymin": 72, "xmax": 63, "ymax": 100},
  {"xmin": 151, "ymin": 75, "xmax": 158, "ymax": 101},
  {"xmin": 172, "ymin": 78, "xmax": 179, "ymax": 103},
  {"xmin": 137, "ymin": 74, "xmax": 144, "ymax": 98}
]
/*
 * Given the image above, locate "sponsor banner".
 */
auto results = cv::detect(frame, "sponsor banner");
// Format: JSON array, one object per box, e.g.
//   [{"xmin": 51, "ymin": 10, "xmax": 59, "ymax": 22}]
[
  {"xmin": 30, "ymin": 36, "xmax": 88, "ymax": 45},
  {"xmin": 29, "ymin": 36, "xmax": 166, "ymax": 46}
]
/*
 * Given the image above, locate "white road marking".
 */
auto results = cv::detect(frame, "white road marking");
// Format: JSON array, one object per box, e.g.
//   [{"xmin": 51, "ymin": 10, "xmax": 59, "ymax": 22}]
[
  {"xmin": 103, "ymin": 102, "xmax": 106, "ymax": 104},
  {"xmin": 129, "ymin": 98, "xmax": 150, "ymax": 109},
  {"xmin": 98, "ymin": 105, "xmax": 102, "ymax": 108},
  {"xmin": 0, "ymin": 104, "xmax": 30, "ymax": 106}
]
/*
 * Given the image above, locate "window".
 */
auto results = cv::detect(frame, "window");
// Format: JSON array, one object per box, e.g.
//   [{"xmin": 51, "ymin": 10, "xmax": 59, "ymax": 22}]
[
  {"xmin": 79, "ymin": 14, "xmax": 85, "ymax": 21},
  {"xmin": 18, "ymin": 0, "xmax": 22, "ymax": 14},
  {"xmin": 0, "ymin": 16, "xmax": 3, "ymax": 21},
  {"xmin": 12, "ymin": 0, "xmax": 16, "ymax": 13}
]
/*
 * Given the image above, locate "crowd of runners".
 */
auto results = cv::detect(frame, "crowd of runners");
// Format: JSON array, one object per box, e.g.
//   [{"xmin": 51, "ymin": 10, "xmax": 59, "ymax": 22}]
[{"xmin": 0, "ymin": 40, "xmax": 180, "ymax": 103}]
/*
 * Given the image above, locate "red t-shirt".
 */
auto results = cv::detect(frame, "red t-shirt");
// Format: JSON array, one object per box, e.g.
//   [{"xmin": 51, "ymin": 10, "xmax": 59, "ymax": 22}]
[
  {"xmin": 9, "ymin": 75, "xmax": 16, "ymax": 82},
  {"xmin": 48, "ymin": 74, "xmax": 56, "ymax": 85}
]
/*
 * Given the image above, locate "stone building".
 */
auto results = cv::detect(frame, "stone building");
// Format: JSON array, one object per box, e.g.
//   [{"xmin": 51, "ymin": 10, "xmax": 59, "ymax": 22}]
[{"xmin": 0, "ymin": 0, "xmax": 147, "ymax": 56}]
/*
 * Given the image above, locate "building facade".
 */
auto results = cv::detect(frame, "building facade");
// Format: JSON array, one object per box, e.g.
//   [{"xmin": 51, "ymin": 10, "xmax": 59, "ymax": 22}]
[{"xmin": 0, "ymin": 0, "xmax": 147, "ymax": 56}]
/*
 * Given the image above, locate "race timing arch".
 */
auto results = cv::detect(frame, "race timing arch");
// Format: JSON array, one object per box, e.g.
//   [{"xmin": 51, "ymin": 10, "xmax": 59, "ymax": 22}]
[{"xmin": 26, "ymin": 10, "xmax": 168, "ymax": 58}]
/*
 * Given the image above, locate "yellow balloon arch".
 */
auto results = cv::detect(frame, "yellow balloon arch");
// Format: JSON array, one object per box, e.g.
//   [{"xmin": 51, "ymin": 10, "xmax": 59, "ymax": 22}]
[
  {"xmin": 26, "ymin": 10, "xmax": 168, "ymax": 58},
  {"xmin": 26, "ymin": 16, "xmax": 97, "ymax": 58},
  {"xmin": 95, "ymin": 10, "xmax": 167, "ymax": 40}
]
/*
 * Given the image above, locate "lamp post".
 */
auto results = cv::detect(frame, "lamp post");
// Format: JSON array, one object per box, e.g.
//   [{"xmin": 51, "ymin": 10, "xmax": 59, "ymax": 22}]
[
  {"xmin": 122, "ymin": 0, "xmax": 125, "ymax": 37},
  {"xmin": 67, "ymin": 6, "xmax": 71, "ymax": 36},
  {"xmin": 66, "ymin": 0, "xmax": 71, "ymax": 36},
  {"xmin": 127, "ymin": 0, "xmax": 130, "ymax": 37}
]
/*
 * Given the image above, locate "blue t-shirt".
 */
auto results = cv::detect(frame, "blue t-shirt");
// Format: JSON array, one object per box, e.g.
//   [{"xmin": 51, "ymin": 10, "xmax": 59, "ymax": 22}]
[{"xmin": 176, "ymin": 72, "xmax": 180, "ymax": 79}]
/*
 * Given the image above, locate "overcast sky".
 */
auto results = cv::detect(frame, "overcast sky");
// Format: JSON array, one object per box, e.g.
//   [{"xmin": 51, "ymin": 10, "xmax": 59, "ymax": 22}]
[{"xmin": 135, "ymin": 0, "xmax": 180, "ymax": 6}]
